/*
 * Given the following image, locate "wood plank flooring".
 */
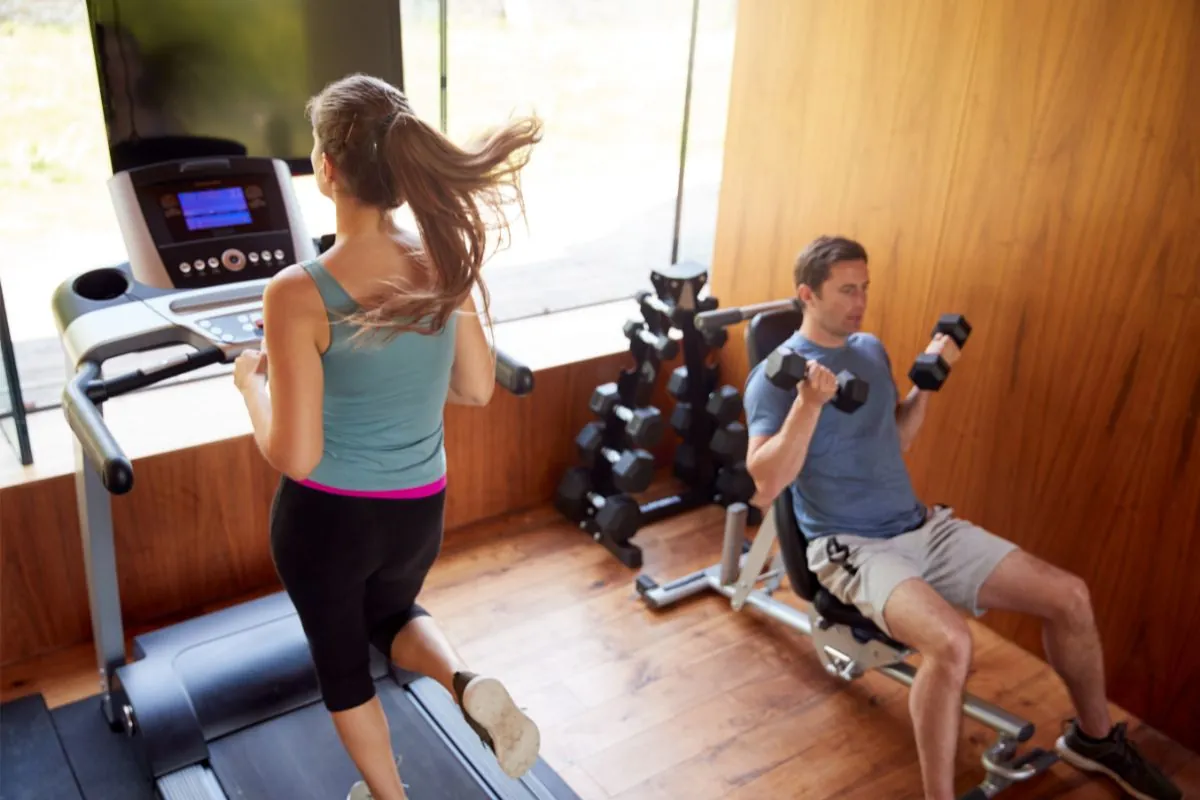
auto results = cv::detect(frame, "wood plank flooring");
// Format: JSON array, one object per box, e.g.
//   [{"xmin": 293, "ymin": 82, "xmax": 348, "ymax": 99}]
[{"xmin": 3, "ymin": 496, "xmax": 1198, "ymax": 799}]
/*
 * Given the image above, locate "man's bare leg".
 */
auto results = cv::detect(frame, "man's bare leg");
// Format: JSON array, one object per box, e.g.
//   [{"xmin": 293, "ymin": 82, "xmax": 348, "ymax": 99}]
[
  {"xmin": 883, "ymin": 578, "xmax": 975, "ymax": 800},
  {"xmin": 975, "ymin": 550, "xmax": 1111, "ymax": 736}
]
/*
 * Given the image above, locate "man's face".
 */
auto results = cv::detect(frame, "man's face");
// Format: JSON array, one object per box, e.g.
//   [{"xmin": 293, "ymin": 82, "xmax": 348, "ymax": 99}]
[{"xmin": 798, "ymin": 260, "xmax": 869, "ymax": 338}]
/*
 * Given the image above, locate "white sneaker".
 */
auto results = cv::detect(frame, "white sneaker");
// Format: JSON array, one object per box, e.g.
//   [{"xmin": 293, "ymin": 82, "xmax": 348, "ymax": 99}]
[
  {"xmin": 346, "ymin": 781, "xmax": 373, "ymax": 800},
  {"xmin": 459, "ymin": 675, "xmax": 541, "ymax": 779}
]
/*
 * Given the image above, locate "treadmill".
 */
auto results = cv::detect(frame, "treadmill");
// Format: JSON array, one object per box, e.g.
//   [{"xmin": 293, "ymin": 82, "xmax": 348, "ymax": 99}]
[{"xmin": 50, "ymin": 154, "xmax": 578, "ymax": 800}]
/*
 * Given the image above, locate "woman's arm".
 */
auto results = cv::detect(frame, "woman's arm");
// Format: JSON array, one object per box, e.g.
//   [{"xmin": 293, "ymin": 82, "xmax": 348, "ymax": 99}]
[
  {"xmin": 235, "ymin": 269, "xmax": 326, "ymax": 479},
  {"xmin": 447, "ymin": 290, "xmax": 497, "ymax": 406}
]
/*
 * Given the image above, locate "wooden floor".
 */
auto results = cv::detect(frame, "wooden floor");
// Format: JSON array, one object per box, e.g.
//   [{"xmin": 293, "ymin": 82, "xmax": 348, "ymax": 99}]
[{"xmin": 3, "ymin": 495, "xmax": 1198, "ymax": 799}]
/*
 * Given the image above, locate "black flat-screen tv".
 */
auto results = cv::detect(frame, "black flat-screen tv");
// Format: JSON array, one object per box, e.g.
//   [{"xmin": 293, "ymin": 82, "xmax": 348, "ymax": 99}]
[{"xmin": 85, "ymin": 0, "xmax": 405, "ymax": 175}]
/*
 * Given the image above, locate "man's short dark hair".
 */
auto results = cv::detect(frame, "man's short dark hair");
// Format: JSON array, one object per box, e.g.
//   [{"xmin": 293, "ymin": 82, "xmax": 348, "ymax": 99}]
[{"xmin": 793, "ymin": 236, "xmax": 868, "ymax": 299}]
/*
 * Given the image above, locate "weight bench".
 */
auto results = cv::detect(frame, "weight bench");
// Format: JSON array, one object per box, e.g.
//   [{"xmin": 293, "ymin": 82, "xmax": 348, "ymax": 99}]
[{"xmin": 635, "ymin": 307, "xmax": 1058, "ymax": 800}]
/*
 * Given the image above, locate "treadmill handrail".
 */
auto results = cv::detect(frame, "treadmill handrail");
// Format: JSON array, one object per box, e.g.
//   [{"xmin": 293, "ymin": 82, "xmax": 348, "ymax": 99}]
[
  {"xmin": 65, "ymin": 343, "xmax": 529, "ymax": 497},
  {"xmin": 64, "ymin": 361, "xmax": 134, "ymax": 495},
  {"xmin": 495, "ymin": 347, "xmax": 533, "ymax": 395}
]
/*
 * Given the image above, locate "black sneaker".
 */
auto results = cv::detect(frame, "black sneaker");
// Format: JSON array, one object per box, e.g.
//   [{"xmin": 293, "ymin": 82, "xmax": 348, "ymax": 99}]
[
  {"xmin": 1055, "ymin": 719, "xmax": 1182, "ymax": 800},
  {"xmin": 452, "ymin": 671, "xmax": 540, "ymax": 779}
]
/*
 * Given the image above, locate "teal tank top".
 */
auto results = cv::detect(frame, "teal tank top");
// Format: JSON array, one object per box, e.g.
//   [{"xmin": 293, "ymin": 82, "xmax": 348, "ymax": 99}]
[{"xmin": 298, "ymin": 259, "xmax": 457, "ymax": 492}]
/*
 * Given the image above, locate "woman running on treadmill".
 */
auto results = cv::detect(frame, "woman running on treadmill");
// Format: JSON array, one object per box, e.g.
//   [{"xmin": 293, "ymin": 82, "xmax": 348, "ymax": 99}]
[{"xmin": 232, "ymin": 73, "xmax": 543, "ymax": 800}]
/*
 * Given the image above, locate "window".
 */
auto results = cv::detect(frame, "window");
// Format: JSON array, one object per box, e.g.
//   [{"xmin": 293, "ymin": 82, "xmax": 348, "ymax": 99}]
[
  {"xmin": 404, "ymin": 0, "xmax": 737, "ymax": 323},
  {"xmin": 0, "ymin": 0, "xmax": 735, "ymax": 469}
]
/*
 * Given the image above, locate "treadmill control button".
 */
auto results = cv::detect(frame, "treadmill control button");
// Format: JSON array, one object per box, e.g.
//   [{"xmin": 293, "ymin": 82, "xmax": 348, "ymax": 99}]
[
  {"xmin": 261, "ymin": 250, "xmax": 273, "ymax": 262},
  {"xmin": 194, "ymin": 259, "xmax": 206, "ymax": 271},
  {"xmin": 222, "ymin": 249, "xmax": 247, "ymax": 271},
  {"xmin": 207, "ymin": 257, "xmax": 219, "ymax": 269},
  {"xmin": 249, "ymin": 252, "xmax": 260, "ymax": 263},
  {"xmin": 274, "ymin": 249, "xmax": 285, "ymax": 261},
  {"xmin": 180, "ymin": 262, "xmax": 192, "ymax": 273},
  {"xmin": 199, "ymin": 320, "xmax": 211, "ymax": 328},
  {"xmin": 221, "ymin": 334, "xmax": 234, "ymax": 342}
]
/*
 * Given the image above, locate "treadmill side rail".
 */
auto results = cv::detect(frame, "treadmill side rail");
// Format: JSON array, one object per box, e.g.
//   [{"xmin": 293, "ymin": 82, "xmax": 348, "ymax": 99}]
[{"xmin": 73, "ymin": 410, "xmax": 127, "ymax": 729}]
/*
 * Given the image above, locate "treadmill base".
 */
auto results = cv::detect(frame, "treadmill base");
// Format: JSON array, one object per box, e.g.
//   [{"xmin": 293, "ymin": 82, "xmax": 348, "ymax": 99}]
[{"xmin": 40, "ymin": 677, "xmax": 579, "ymax": 800}]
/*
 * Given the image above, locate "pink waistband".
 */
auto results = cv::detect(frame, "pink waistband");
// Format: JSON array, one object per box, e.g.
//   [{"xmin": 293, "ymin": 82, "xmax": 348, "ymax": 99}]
[{"xmin": 298, "ymin": 474, "xmax": 447, "ymax": 499}]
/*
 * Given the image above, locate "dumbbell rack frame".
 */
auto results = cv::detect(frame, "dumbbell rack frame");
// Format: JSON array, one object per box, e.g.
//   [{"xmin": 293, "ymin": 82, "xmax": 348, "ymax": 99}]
[{"xmin": 556, "ymin": 261, "xmax": 763, "ymax": 568}]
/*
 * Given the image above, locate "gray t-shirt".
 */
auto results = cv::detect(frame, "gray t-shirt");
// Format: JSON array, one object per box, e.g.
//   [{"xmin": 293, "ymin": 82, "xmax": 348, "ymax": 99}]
[{"xmin": 743, "ymin": 330, "xmax": 926, "ymax": 541}]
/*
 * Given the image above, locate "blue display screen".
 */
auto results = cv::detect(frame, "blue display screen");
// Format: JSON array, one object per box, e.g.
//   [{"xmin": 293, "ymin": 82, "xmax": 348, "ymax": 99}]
[{"xmin": 178, "ymin": 188, "xmax": 252, "ymax": 231}]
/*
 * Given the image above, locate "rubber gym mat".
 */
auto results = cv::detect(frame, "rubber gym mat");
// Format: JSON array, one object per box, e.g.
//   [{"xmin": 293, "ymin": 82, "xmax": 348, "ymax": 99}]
[
  {"xmin": 1, "ymin": 694, "xmax": 85, "ymax": 800},
  {"xmin": 49, "ymin": 694, "xmax": 156, "ymax": 800}
]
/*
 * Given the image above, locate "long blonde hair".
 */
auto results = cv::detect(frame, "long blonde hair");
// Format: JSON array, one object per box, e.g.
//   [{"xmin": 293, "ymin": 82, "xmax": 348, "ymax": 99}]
[{"xmin": 306, "ymin": 73, "xmax": 542, "ymax": 336}]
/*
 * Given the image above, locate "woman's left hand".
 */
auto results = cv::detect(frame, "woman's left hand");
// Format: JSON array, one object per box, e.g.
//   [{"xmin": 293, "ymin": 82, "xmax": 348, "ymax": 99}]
[{"xmin": 234, "ymin": 348, "xmax": 268, "ymax": 393}]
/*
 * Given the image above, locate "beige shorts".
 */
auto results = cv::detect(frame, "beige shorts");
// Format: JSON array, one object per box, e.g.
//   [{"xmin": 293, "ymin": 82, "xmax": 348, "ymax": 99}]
[{"xmin": 805, "ymin": 506, "xmax": 1018, "ymax": 636}]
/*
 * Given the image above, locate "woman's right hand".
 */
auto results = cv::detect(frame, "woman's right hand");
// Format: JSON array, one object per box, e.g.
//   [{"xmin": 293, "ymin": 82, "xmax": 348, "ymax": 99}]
[{"xmin": 797, "ymin": 360, "xmax": 838, "ymax": 407}]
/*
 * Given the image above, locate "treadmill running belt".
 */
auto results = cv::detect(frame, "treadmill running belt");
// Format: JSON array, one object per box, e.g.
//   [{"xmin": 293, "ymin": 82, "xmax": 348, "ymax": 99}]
[{"xmin": 208, "ymin": 681, "xmax": 493, "ymax": 799}]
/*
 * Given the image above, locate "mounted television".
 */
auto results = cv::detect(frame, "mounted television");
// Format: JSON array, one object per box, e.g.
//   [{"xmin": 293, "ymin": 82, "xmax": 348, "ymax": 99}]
[{"xmin": 85, "ymin": 0, "xmax": 405, "ymax": 175}]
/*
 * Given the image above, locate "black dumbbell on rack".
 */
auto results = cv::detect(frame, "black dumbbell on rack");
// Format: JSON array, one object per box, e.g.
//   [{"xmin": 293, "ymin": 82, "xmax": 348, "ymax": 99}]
[
  {"xmin": 666, "ymin": 364, "xmax": 720, "ymax": 401},
  {"xmin": 909, "ymin": 314, "xmax": 971, "ymax": 391},
  {"xmin": 575, "ymin": 422, "xmax": 655, "ymax": 494},
  {"xmin": 623, "ymin": 319, "xmax": 678, "ymax": 362},
  {"xmin": 714, "ymin": 463, "xmax": 756, "ymax": 506},
  {"xmin": 673, "ymin": 442, "xmax": 716, "ymax": 489},
  {"xmin": 555, "ymin": 467, "xmax": 643, "ymax": 564},
  {"xmin": 589, "ymin": 383, "xmax": 664, "ymax": 448},
  {"xmin": 709, "ymin": 422, "xmax": 748, "ymax": 464},
  {"xmin": 764, "ymin": 347, "xmax": 870, "ymax": 413}
]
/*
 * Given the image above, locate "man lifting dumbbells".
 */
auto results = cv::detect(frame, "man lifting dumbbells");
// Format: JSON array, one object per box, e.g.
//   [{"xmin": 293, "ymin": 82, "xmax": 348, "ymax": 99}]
[{"xmin": 742, "ymin": 235, "xmax": 1180, "ymax": 800}]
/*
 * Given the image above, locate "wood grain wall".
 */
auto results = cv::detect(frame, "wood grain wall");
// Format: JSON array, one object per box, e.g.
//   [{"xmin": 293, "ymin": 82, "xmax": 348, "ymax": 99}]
[
  {"xmin": 1, "ymin": 349, "xmax": 687, "ymax": 667},
  {"xmin": 707, "ymin": 0, "xmax": 1200, "ymax": 752}
]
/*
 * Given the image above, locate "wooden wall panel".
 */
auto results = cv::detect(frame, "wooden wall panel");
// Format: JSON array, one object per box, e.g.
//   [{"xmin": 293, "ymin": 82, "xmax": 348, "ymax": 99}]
[
  {"xmin": 708, "ymin": 0, "xmax": 1200, "ymax": 751},
  {"xmin": 1, "ymin": 349, "xmax": 680, "ymax": 667}
]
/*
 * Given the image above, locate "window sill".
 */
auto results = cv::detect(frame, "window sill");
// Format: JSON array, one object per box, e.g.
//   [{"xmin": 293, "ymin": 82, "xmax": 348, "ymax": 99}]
[{"xmin": 0, "ymin": 297, "xmax": 642, "ymax": 489}]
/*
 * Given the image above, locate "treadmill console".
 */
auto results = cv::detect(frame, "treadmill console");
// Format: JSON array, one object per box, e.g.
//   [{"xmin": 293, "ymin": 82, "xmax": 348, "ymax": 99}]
[{"xmin": 109, "ymin": 156, "xmax": 317, "ymax": 290}]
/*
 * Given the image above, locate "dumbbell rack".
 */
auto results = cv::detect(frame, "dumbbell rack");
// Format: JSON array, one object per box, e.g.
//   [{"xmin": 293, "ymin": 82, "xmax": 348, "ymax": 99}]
[
  {"xmin": 553, "ymin": 279, "xmax": 677, "ymax": 568},
  {"xmin": 554, "ymin": 261, "xmax": 762, "ymax": 568},
  {"xmin": 652, "ymin": 263, "xmax": 762, "ymax": 531}
]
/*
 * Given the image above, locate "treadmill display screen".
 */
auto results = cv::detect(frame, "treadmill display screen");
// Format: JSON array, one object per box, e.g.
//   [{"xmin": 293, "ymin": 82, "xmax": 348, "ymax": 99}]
[
  {"xmin": 151, "ymin": 178, "xmax": 281, "ymax": 243},
  {"xmin": 179, "ymin": 188, "xmax": 252, "ymax": 231}
]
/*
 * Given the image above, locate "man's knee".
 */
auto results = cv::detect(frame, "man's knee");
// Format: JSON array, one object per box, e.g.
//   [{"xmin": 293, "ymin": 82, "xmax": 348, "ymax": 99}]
[
  {"xmin": 922, "ymin": 615, "xmax": 973, "ymax": 676},
  {"xmin": 1050, "ymin": 571, "xmax": 1094, "ymax": 628},
  {"xmin": 883, "ymin": 581, "xmax": 973, "ymax": 677}
]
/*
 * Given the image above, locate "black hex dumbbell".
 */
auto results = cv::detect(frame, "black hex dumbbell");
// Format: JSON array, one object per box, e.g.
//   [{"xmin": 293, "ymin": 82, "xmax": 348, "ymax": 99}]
[
  {"xmin": 666, "ymin": 364, "xmax": 718, "ymax": 400},
  {"xmin": 555, "ymin": 467, "xmax": 642, "ymax": 544},
  {"xmin": 667, "ymin": 367, "xmax": 690, "ymax": 400},
  {"xmin": 575, "ymin": 422, "xmax": 655, "ymax": 494},
  {"xmin": 765, "ymin": 347, "xmax": 869, "ymax": 414},
  {"xmin": 670, "ymin": 403, "xmax": 693, "ymax": 436},
  {"xmin": 710, "ymin": 422, "xmax": 748, "ymax": 463},
  {"xmin": 674, "ymin": 443, "xmax": 717, "ymax": 489},
  {"xmin": 908, "ymin": 314, "xmax": 972, "ymax": 391},
  {"xmin": 715, "ymin": 463, "xmax": 756, "ymax": 504},
  {"xmin": 589, "ymin": 383, "xmax": 664, "ymax": 448},
  {"xmin": 705, "ymin": 385, "xmax": 742, "ymax": 425},
  {"xmin": 701, "ymin": 326, "xmax": 728, "ymax": 349},
  {"xmin": 623, "ymin": 319, "xmax": 678, "ymax": 361}
]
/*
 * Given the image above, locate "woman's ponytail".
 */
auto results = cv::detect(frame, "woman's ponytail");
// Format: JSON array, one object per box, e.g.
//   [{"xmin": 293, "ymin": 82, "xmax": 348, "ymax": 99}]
[{"xmin": 345, "ymin": 110, "xmax": 542, "ymax": 337}]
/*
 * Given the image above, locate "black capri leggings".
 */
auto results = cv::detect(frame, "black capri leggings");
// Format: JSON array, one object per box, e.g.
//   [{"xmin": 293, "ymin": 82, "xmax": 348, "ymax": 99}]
[{"xmin": 269, "ymin": 476, "xmax": 445, "ymax": 712}]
